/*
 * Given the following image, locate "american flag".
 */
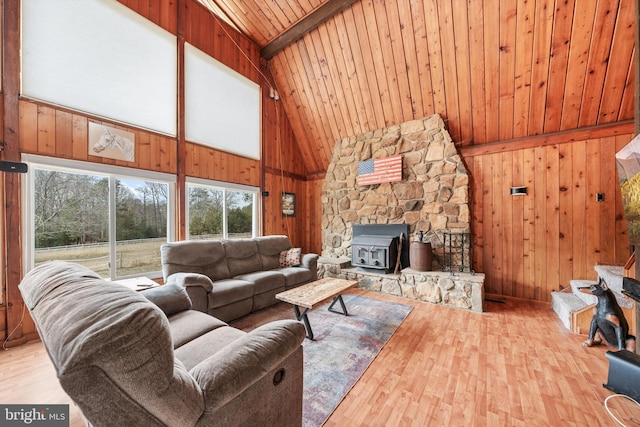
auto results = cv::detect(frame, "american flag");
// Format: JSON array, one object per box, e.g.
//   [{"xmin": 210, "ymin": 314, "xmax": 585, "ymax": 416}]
[{"xmin": 357, "ymin": 154, "xmax": 402, "ymax": 186}]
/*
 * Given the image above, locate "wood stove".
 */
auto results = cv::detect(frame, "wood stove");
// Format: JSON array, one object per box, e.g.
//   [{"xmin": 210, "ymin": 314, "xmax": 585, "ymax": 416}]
[
  {"xmin": 351, "ymin": 235, "xmax": 398, "ymax": 271},
  {"xmin": 351, "ymin": 224, "xmax": 410, "ymax": 272}
]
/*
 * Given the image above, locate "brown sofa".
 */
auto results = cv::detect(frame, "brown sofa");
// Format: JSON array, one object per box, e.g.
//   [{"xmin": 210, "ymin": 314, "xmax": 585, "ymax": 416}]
[
  {"xmin": 19, "ymin": 261, "xmax": 306, "ymax": 427},
  {"xmin": 161, "ymin": 235, "xmax": 318, "ymax": 322}
]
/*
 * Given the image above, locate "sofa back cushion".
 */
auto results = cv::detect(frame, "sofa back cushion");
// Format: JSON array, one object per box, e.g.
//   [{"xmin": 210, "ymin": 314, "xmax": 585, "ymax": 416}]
[
  {"xmin": 161, "ymin": 240, "xmax": 230, "ymax": 281},
  {"xmin": 222, "ymin": 238, "xmax": 263, "ymax": 276},
  {"xmin": 256, "ymin": 235, "xmax": 292, "ymax": 270},
  {"xmin": 19, "ymin": 261, "xmax": 204, "ymax": 427}
]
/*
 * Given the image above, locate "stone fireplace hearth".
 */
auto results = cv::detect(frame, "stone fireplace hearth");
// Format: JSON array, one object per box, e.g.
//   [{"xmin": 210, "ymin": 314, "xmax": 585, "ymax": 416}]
[
  {"xmin": 320, "ymin": 114, "xmax": 484, "ymax": 312},
  {"xmin": 321, "ymin": 113, "xmax": 470, "ymax": 268}
]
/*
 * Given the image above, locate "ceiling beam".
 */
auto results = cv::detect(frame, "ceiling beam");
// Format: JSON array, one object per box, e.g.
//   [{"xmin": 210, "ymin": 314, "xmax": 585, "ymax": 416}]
[{"xmin": 261, "ymin": 0, "xmax": 358, "ymax": 59}]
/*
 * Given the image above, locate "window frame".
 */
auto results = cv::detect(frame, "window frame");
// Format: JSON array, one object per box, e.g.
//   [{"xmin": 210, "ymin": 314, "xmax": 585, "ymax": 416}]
[
  {"xmin": 185, "ymin": 177, "xmax": 260, "ymax": 240},
  {"xmin": 22, "ymin": 154, "xmax": 176, "ymax": 280}
]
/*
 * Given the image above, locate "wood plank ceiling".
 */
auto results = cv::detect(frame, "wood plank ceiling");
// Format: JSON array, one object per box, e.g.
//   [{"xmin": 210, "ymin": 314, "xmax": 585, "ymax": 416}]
[{"xmin": 201, "ymin": 0, "xmax": 635, "ymax": 175}]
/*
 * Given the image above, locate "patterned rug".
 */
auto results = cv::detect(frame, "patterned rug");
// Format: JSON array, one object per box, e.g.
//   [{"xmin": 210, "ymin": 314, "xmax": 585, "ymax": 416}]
[{"xmin": 232, "ymin": 294, "xmax": 413, "ymax": 426}]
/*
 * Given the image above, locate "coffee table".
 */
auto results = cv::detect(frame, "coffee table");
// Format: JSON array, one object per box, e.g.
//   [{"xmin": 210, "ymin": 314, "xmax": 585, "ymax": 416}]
[{"xmin": 275, "ymin": 277, "xmax": 359, "ymax": 339}]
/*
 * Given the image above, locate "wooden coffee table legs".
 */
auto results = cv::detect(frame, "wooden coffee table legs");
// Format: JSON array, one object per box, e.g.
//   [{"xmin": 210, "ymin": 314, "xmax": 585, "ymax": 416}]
[{"xmin": 293, "ymin": 294, "xmax": 349, "ymax": 340}]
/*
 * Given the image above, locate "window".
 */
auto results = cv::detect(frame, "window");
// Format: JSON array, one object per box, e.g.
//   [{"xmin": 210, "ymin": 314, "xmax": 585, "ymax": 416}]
[
  {"xmin": 24, "ymin": 155, "xmax": 175, "ymax": 279},
  {"xmin": 184, "ymin": 43, "xmax": 260, "ymax": 159},
  {"xmin": 22, "ymin": 0, "xmax": 177, "ymax": 135},
  {"xmin": 187, "ymin": 179, "xmax": 259, "ymax": 240}
]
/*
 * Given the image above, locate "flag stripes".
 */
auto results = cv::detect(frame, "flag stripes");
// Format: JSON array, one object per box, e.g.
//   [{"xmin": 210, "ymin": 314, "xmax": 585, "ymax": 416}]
[{"xmin": 357, "ymin": 154, "xmax": 402, "ymax": 186}]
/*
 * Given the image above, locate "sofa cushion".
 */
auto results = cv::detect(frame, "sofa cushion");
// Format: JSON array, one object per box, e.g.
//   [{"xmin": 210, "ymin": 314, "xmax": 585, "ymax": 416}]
[
  {"xmin": 168, "ymin": 310, "xmax": 228, "ymax": 349},
  {"xmin": 275, "ymin": 267, "xmax": 314, "ymax": 288},
  {"xmin": 222, "ymin": 239, "xmax": 263, "ymax": 276},
  {"xmin": 256, "ymin": 235, "xmax": 291, "ymax": 270},
  {"xmin": 161, "ymin": 240, "xmax": 231, "ymax": 281},
  {"xmin": 234, "ymin": 270, "xmax": 286, "ymax": 294},
  {"xmin": 208, "ymin": 278, "xmax": 254, "ymax": 308},
  {"xmin": 175, "ymin": 326, "xmax": 246, "ymax": 371},
  {"xmin": 141, "ymin": 282, "xmax": 192, "ymax": 316},
  {"xmin": 279, "ymin": 248, "xmax": 301, "ymax": 267}
]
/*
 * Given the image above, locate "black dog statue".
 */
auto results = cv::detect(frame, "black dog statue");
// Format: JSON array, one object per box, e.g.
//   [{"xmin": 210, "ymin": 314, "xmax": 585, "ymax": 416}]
[{"xmin": 581, "ymin": 277, "xmax": 636, "ymax": 351}]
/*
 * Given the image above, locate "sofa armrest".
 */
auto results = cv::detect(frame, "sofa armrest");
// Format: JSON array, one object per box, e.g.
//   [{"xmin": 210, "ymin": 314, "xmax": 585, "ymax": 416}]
[
  {"xmin": 189, "ymin": 319, "xmax": 305, "ymax": 410},
  {"xmin": 301, "ymin": 253, "xmax": 318, "ymax": 269},
  {"xmin": 301, "ymin": 253, "xmax": 318, "ymax": 275},
  {"xmin": 167, "ymin": 273, "xmax": 214, "ymax": 314},
  {"xmin": 167, "ymin": 272, "xmax": 214, "ymax": 292}
]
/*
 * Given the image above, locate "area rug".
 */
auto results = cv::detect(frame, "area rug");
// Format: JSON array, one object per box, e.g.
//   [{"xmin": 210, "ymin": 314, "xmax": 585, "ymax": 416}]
[{"xmin": 232, "ymin": 294, "xmax": 413, "ymax": 426}]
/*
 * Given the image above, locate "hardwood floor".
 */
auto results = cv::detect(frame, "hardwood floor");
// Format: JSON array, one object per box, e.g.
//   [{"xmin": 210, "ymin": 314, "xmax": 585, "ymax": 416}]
[{"xmin": 1, "ymin": 290, "xmax": 638, "ymax": 426}]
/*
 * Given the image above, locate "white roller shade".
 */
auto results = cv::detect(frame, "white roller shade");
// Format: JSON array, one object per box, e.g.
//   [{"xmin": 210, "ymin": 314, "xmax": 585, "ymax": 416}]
[
  {"xmin": 22, "ymin": 0, "xmax": 177, "ymax": 136},
  {"xmin": 185, "ymin": 43, "xmax": 261, "ymax": 160}
]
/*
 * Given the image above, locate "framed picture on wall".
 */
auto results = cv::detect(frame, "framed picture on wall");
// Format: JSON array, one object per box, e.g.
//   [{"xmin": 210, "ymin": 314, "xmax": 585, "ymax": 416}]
[{"xmin": 282, "ymin": 192, "xmax": 295, "ymax": 216}]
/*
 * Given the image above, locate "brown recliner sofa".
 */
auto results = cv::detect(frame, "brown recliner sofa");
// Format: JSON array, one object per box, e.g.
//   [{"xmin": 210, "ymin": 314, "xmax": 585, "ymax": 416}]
[
  {"xmin": 19, "ymin": 261, "xmax": 305, "ymax": 427},
  {"xmin": 161, "ymin": 235, "xmax": 319, "ymax": 322}
]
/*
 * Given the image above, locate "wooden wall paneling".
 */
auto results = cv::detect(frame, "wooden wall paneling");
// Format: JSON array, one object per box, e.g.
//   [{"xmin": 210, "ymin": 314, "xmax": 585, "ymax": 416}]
[
  {"xmin": 511, "ymin": 150, "xmax": 524, "ymax": 298},
  {"xmin": 409, "ymin": 0, "xmax": 435, "ymax": 122},
  {"xmin": 423, "ymin": 0, "xmax": 447, "ymax": 130},
  {"xmin": 0, "ymin": 306, "xmax": 5, "ymax": 341},
  {"xmin": 3, "ymin": 0, "xmax": 25, "ymax": 346},
  {"xmin": 533, "ymin": 146, "xmax": 547, "ymax": 300},
  {"xmin": 467, "ymin": 0, "xmax": 486, "ymax": 144},
  {"xmin": 545, "ymin": 145, "xmax": 560, "ymax": 299},
  {"xmin": 291, "ymin": 41, "xmax": 335, "ymax": 165},
  {"xmin": 522, "ymin": 148, "xmax": 536, "ymax": 299},
  {"xmin": 598, "ymin": 0, "xmax": 635, "ymax": 124},
  {"xmin": 339, "ymin": 10, "xmax": 374, "ymax": 132},
  {"xmin": 370, "ymin": 0, "xmax": 404, "ymax": 126},
  {"xmin": 304, "ymin": 178, "xmax": 323, "ymax": 255},
  {"xmin": 54, "ymin": 111, "xmax": 73, "ymax": 159},
  {"xmin": 481, "ymin": 155, "xmax": 493, "ymax": 293},
  {"xmin": 450, "ymin": 0, "xmax": 472, "ymax": 145},
  {"xmin": 498, "ymin": 0, "xmax": 516, "ymax": 141},
  {"xmin": 270, "ymin": 54, "xmax": 322, "ymax": 172},
  {"xmin": 491, "ymin": 153, "xmax": 503, "ymax": 295},
  {"xmin": 528, "ymin": 0, "xmax": 554, "ymax": 136},
  {"xmin": 306, "ymin": 30, "xmax": 343, "ymax": 138},
  {"xmin": 349, "ymin": 2, "xmax": 386, "ymax": 129},
  {"xmin": 383, "ymin": 0, "xmax": 415, "ymax": 123},
  {"xmin": 618, "ymin": 48, "xmax": 635, "ymax": 122},
  {"xmin": 331, "ymin": 15, "xmax": 366, "ymax": 133},
  {"xmin": 543, "ymin": 0, "xmax": 574, "ymax": 134},
  {"xmin": 585, "ymin": 138, "xmax": 601, "ymax": 274},
  {"xmin": 18, "ymin": 100, "xmax": 38, "ymax": 153},
  {"xmin": 436, "ymin": 0, "xmax": 461, "ymax": 143},
  {"xmin": 36, "ymin": 105, "xmax": 56, "ymax": 155},
  {"xmin": 578, "ymin": 0, "xmax": 620, "ymax": 127},
  {"xmin": 355, "ymin": 1, "xmax": 393, "ymax": 126},
  {"xmin": 482, "ymin": 0, "xmax": 500, "ymax": 142},
  {"xmin": 571, "ymin": 139, "xmax": 588, "ymax": 280},
  {"xmin": 316, "ymin": 23, "xmax": 354, "ymax": 136},
  {"xmin": 117, "ymin": 0, "xmax": 177, "ymax": 34},
  {"xmin": 137, "ymin": 131, "xmax": 151, "ymax": 170},
  {"xmin": 598, "ymin": 136, "xmax": 616, "ymax": 266},
  {"xmin": 512, "ymin": 0, "xmax": 535, "ymax": 138},
  {"xmin": 557, "ymin": 142, "xmax": 574, "ymax": 290},
  {"xmin": 470, "ymin": 157, "xmax": 484, "ymax": 274},
  {"xmin": 560, "ymin": 0, "xmax": 596, "ymax": 131},
  {"xmin": 501, "ymin": 152, "xmax": 513, "ymax": 296},
  {"xmin": 71, "ymin": 114, "xmax": 88, "ymax": 161},
  {"xmin": 396, "ymin": 1, "xmax": 422, "ymax": 123}
]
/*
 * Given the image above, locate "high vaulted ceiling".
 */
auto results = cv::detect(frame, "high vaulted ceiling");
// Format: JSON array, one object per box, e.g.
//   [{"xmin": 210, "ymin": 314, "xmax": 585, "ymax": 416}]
[{"xmin": 201, "ymin": 0, "xmax": 635, "ymax": 175}]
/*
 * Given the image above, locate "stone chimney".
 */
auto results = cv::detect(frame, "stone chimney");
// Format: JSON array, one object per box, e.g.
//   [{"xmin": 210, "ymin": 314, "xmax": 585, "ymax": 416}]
[{"xmin": 321, "ymin": 114, "xmax": 470, "ymax": 268}]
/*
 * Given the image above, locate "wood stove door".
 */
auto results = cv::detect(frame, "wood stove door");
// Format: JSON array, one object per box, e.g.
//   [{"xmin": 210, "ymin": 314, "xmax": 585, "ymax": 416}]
[
  {"xmin": 354, "ymin": 246, "xmax": 370, "ymax": 266},
  {"xmin": 369, "ymin": 247, "xmax": 387, "ymax": 268}
]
